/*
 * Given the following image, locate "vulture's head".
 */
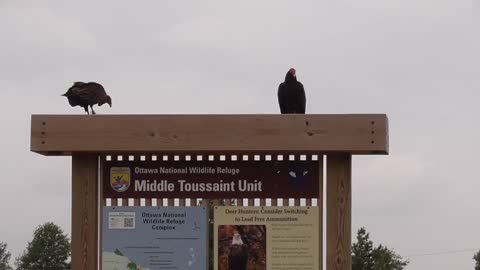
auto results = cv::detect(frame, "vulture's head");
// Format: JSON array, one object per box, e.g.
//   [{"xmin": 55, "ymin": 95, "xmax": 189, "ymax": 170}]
[
  {"xmin": 99, "ymin": 95, "xmax": 112, "ymax": 107},
  {"xmin": 288, "ymin": 68, "xmax": 296, "ymax": 77},
  {"xmin": 285, "ymin": 68, "xmax": 297, "ymax": 82}
]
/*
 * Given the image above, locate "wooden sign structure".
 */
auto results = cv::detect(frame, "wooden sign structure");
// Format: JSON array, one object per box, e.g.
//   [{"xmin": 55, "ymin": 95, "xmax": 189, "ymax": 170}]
[{"xmin": 30, "ymin": 114, "xmax": 389, "ymax": 270}]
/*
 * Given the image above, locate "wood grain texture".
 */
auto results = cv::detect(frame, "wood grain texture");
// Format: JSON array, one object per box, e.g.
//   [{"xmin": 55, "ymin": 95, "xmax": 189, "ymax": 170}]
[
  {"xmin": 31, "ymin": 114, "xmax": 388, "ymax": 155},
  {"xmin": 327, "ymin": 155, "xmax": 352, "ymax": 270},
  {"xmin": 72, "ymin": 154, "xmax": 98, "ymax": 270}
]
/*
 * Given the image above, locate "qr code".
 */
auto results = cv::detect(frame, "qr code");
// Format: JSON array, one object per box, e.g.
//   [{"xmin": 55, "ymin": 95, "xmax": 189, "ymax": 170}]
[{"xmin": 124, "ymin": 218, "xmax": 134, "ymax": 228}]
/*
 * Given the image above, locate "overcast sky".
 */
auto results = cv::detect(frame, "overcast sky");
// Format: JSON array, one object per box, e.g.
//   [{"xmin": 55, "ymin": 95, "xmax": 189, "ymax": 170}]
[{"xmin": 1, "ymin": 1, "xmax": 479, "ymax": 269}]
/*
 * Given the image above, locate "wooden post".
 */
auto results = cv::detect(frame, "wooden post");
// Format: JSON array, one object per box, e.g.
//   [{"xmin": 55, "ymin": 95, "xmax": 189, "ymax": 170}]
[
  {"xmin": 72, "ymin": 154, "xmax": 98, "ymax": 270},
  {"xmin": 327, "ymin": 154, "xmax": 351, "ymax": 270}
]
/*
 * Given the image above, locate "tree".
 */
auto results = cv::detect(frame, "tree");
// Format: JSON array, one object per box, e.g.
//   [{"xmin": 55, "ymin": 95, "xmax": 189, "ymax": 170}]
[
  {"xmin": 15, "ymin": 222, "xmax": 70, "ymax": 270},
  {"xmin": 352, "ymin": 228, "xmax": 375, "ymax": 270},
  {"xmin": 0, "ymin": 242, "xmax": 13, "ymax": 270},
  {"xmin": 474, "ymin": 249, "xmax": 480, "ymax": 270},
  {"xmin": 373, "ymin": 244, "xmax": 408, "ymax": 270},
  {"xmin": 352, "ymin": 227, "xmax": 409, "ymax": 270}
]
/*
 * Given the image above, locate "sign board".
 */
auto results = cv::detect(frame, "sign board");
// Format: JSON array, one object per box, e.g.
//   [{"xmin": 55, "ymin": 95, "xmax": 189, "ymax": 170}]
[
  {"xmin": 102, "ymin": 206, "xmax": 207, "ymax": 270},
  {"xmin": 214, "ymin": 206, "xmax": 319, "ymax": 270},
  {"xmin": 103, "ymin": 160, "xmax": 319, "ymax": 199}
]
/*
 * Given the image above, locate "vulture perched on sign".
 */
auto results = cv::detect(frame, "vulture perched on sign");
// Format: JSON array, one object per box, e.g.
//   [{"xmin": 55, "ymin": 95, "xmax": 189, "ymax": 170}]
[
  {"xmin": 228, "ymin": 231, "xmax": 248, "ymax": 270},
  {"xmin": 277, "ymin": 68, "xmax": 306, "ymax": 114},
  {"xmin": 62, "ymin": 82, "xmax": 112, "ymax": 114}
]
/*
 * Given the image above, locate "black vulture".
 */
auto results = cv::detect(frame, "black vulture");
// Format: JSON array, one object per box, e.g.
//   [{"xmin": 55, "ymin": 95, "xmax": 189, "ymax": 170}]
[
  {"xmin": 62, "ymin": 82, "xmax": 112, "ymax": 114},
  {"xmin": 277, "ymin": 68, "xmax": 306, "ymax": 114}
]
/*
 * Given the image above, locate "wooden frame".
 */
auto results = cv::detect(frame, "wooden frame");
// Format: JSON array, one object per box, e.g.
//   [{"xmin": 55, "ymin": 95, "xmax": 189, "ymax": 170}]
[
  {"xmin": 31, "ymin": 114, "xmax": 388, "ymax": 155},
  {"xmin": 31, "ymin": 114, "xmax": 389, "ymax": 270}
]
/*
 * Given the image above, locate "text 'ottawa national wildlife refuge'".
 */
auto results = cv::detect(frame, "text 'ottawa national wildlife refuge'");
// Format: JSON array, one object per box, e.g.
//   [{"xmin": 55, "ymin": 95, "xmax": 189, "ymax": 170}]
[{"xmin": 103, "ymin": 160, "xmax": 320, "ymax": 199}]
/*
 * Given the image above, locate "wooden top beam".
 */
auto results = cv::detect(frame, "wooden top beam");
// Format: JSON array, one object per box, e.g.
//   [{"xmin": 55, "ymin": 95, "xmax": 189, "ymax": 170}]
[{"xmin": 30, "ymin": 114, "xmax": 388, "ymax": 156}]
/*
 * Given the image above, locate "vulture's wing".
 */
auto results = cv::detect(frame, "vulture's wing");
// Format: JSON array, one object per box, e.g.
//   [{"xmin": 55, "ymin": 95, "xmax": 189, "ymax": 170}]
[
  {"xmin": 297, "ymin": 82, "xmax": 306, "ymax": 114},
  {"xmin": 87, "ymin": 82, "xmax": 107, "ymax": 96},
  {"xmin": 68, "ymin": 84, "xmax": 100, "ymax": 105},
  {"xmin": 278, "ymin": 83, "xmax": 288, "ymax": 114},
  {"xmin": 72, "ymin": 86, "xmax": 95, "ymax": 99}
]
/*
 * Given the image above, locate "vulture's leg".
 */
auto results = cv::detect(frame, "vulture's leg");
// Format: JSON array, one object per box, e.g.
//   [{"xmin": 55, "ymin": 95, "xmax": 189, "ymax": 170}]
[
  {"xmin": 84, "ymin": 106, "xmax": 89, "ymax": 115},
  {"xmin": 90, "ymin": 105, "xmax": 96, "ymax": 115}
]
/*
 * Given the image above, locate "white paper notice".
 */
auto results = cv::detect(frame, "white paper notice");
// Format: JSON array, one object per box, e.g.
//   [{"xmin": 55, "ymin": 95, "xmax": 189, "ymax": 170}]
[{"xmin": 108, "ymin": 212, "xmax": 136, "ymax": 229}]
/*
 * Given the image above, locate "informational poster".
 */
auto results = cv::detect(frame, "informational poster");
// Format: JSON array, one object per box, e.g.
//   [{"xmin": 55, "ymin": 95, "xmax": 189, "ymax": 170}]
[
  {"xmin": 103, "ymin": 207, "xmax": 207, "ymax": 270},
  {"xmin": 214, "ymin": 206, "xmax": 319, "ymax": 270},
  {"xmin": 103, "ymin": 160, "xmax": 319, "ymax": 199}
]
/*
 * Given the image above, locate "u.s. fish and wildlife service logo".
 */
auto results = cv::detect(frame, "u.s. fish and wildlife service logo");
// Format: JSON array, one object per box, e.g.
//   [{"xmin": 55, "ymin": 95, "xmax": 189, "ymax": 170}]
[{"xmin": 110, "ymin": 167, "xmax": 131, "ymax": 192}]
